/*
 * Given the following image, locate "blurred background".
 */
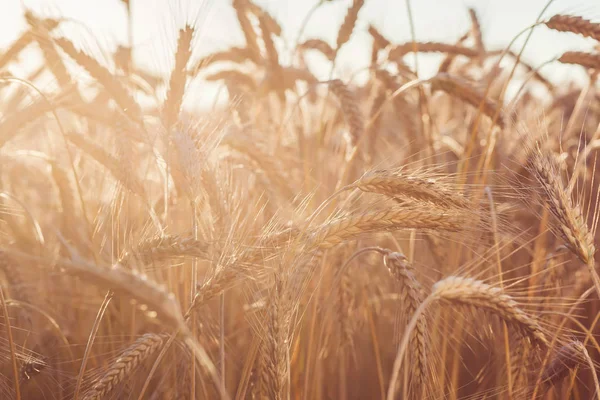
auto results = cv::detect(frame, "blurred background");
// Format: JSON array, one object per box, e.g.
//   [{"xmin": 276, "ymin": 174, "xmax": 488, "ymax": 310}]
[{"xmin": 1, "ymin": 0, "xmax": 599, "ymax": 107}]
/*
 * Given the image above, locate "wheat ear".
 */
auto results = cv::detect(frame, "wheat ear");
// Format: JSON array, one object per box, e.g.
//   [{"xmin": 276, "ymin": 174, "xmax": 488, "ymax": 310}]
[
  {"xmin": 55, "ymin": 37, "xmax": 142, "ymax": 123},
  {"xmin": 383, "ymin": 252, "xmax": 427, "ymax": 393},
  {"xmin": 164, "ymin": 25, "xmax": 194, "ymax": 130},
  {"xmin": 309, "ymin": 206, "xmax": 473, "ymax": 250},
  {"xmin": 546, "ymin": 15, "xmax": 600, "ymax": 42},
  {"xmin": 82, "ymin": 334, "xmax": 166, "ymax": 400},
  {"xmin": 351, "ymin": 169, "xmax": 470, "ymax": 209},
  {"xmin": 526, "ymin": 144, "xmax": 599, "ymax": 298},
  {"xmin": 336, "ymin": 0, "xmax": 365, "ymax": 50},
  {"xmin": 430, "ymin": 73, "xmax": 505, "ymax": 128},
  {"xmin": 558, "ymin": 51, "xmax": 600, "ymax": 70}
]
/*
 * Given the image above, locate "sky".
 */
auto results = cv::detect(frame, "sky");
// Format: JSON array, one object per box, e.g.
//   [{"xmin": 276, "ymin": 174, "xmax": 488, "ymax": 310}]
[{"xmin": 1, "ymin": 0, "xmax": 599, "ymax": 106}]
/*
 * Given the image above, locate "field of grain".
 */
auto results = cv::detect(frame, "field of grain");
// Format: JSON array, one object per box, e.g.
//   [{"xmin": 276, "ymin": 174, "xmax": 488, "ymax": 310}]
[{"xmin": 0, "ymin": 0, "xmax": 600, "ymax": 399}]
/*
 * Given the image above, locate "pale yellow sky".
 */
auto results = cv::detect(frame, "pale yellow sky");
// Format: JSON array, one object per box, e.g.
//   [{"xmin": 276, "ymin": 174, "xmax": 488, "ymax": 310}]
[{"xmin": 1, "ymin": 0, "xmax": 599, "ymax": 107}]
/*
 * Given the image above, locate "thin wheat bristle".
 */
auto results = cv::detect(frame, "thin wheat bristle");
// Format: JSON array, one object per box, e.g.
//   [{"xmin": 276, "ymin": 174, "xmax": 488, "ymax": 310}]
[{"xmin": 546, "ymin": 15, "xmax": 600, "ymax": 42}]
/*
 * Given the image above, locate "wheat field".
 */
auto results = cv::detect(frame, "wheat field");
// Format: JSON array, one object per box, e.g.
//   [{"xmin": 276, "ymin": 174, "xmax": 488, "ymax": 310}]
[{"xmin": 0, "ymin": 0, "xmax": 600, "ymax": 399}]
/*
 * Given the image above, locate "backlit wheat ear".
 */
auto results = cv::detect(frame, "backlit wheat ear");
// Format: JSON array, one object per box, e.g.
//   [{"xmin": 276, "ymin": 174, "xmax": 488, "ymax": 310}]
[
  {"xmin": 546, "ymin": 15, "xmax": 600, "ymax": 42},
  {"xmin": 336, "ymin": 0, "xmax": 365, "ymax": 51},
  {"xmin": 383, "ymin": 252, "xmax": 427, "ymax": 392},
  {"xmin": 164, "ymin": 25, "xmax": 194, "ymax": 130},
  {"xmin": 262, "ymin": 277, "xmax": 289, "ymax": 400},
  {"xmin": 351, "ymin": 169, "xmax": 470, "ymax": 209},
  {"xmin": 119, "ymin": 234, "xmax": 209, "ymax": 267},
  {"xmin": 308, "ymin": 206, "xmax": 473, "ymax": 250},
  {"xmin": 328, "ymin": 79, "xmax": 364, "ymax": 148},
  {"xmin": 430, "ymin": 73, "xmax": 505, "ymax": 128},
  {"xmin": 558, "ymin": 51, "xmax": 600, "ymax": 70},
  {"xmin": 82, "ymin": 333, "xmax": 166, "ymax": 400},
  {"xmin": 526, "ymin": 144, "xmax": 596, "ymax": 266},
  {"xmin": 55, "ymin": 37, "xmax": 142, "ymax": 124},
  {"xmin": 25, "ymin": 16, "xmax": 71, "ymax": 87},
  {"xmin": 431, "ymin": 276, "xmax": 549, "ymax": 347}
]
